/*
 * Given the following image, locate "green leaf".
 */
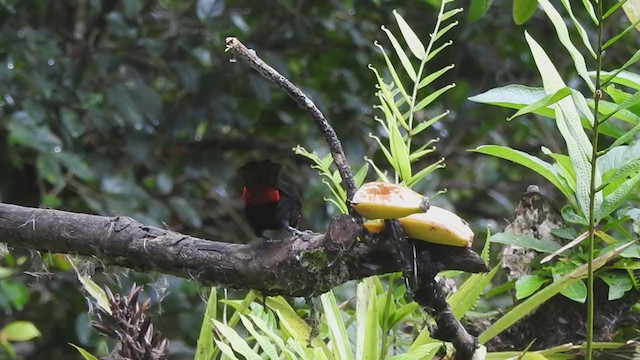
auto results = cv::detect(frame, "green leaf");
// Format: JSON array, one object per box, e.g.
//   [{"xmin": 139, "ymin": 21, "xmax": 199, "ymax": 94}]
[
  {"xmin": 411, "ymin": 111, "xmax": 449, "ymax": 136},
  {"xmin": 551, "ymin": 262, "xmax": 587, "ymax": 303},
  {"xmin": 77, "ymin": 275, "xmax": 111, "ymax": 315},
  {"xmin": 471, "ymin": 145, "xmax": 574, "ymax": 202},
  {"xmin": 321, "ymin": 291, "xmax": 354, "ymax": 360},
  {"xmin": 449, "ymin": 265, "xmax": 499, "ymax": 319},
  {"xmin": 362, "ymin": 289, "xmax": 380, "ymax": 360},
  {"xmin": 195, "ymin": 288, "xmax": 217, "ymax": 360},
  {"xmin": 389, "ymin": 123, "xmax": 412, "ymax": 181},
  {"xmin": 603, "ymin": 14, "xmax": 640, "ymax": 50},
  {"xmin": 212, "ymin": 319, "xmax": 261, "ymax": 360},
  {"xmin": 407, "ymin": 158, "xmax": 445, "ymax": 187},
  {"xmin": 598, "ymin": 271, "xmax": 634, "ymax": 300},
  {"xmin": 414, "ymin": 84, "xmax": 456, "ymax": 112},
  {"xmin": 597, "ymin": 171, "xmax": 640, "ymax": 221},
  {"xmin": 239, "ymin": 315, "xmax": 279, "ymax": 359},
  {"xmin": 526, "ymin": 31, "xmax": 597, "ymax": 217},
  {"xmin": 468, "ymin": 0, "xmax": 494, "ymax": 21},
  {"xmin": 507, "ymin": 87, "xmax": 571, "ymax": 121},
  {"xmin": 69, "ymin": 344, "xmax": 99, "ymax": 360},
  {"xmin": 513, "ymin": 0, "xmax": 538, "ymax": 25},
  {"xmin": 515, "ymin": 275, "xmax": 549, "ymax": 299},
  {"xmin": 1, "ymin": 321, "xmax": 40, "ymax": 342},
  {"xmin": 387, "ymin": 343, "xmax": 442, "ymax": 360},
  {"xmin": 479, "ymin": 241, "xmax": 635, "ymax": 343},
  {"xmin": 536, "ymin": 0, "xmax": 594, "ymax": 90},
  {"xmin": 393, "ymin": 10, "xmax": 426, "ymax": 59},
  {"xmin": 490, "ymin": 233, "xmax": 561, "ymax": 253},
  {"xmin": 266, "ymin": 296, "xmax": 310, "ymax": 345},
  {"xmin": 378, "ymin": 29, "xmax": 417, "ymax": 83},
  {"xmin": 560, "ymin": 0, "xmax": 597, "ymax": 59},
  {"xmin": 601, "ymin": 68, "xmax": 640, "ymax": 90},
  {"xmin": 418, "ymin": 65, "xmax": 455, "ymax": 90}
]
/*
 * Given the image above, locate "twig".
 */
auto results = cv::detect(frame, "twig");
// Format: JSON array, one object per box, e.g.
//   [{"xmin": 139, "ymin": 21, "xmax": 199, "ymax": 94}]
[{"xmin": 224, "ymin": 37, "xmax": 357, "ymax": 203}]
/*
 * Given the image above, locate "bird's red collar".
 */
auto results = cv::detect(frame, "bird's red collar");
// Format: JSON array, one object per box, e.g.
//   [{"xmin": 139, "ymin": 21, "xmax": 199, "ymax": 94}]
[{"xmin": 242, "ymin": 186, "xmax": 280, "ymax": 205}]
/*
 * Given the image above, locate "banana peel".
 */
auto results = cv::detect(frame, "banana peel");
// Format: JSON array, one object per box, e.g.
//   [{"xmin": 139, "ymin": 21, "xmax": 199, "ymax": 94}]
[
  {"xmin": 399, "ymin": 206, "xmax": 473, "ymax": 248},
  {"xmin": 351, "ymin": 182, "xmax": 429, "ymax": 219}
]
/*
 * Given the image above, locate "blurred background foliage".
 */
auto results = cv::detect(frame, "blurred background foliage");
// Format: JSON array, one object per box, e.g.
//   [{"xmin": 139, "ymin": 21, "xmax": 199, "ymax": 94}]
[{"xmin": 0, "ymin": 0, "xmax": 638, "ymax": 358}]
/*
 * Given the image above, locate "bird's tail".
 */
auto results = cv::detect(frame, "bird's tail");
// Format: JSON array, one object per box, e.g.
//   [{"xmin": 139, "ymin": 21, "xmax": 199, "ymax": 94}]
[{"xmin": 238, "ymin": 159, "xmax": 282, "ymax": 189}]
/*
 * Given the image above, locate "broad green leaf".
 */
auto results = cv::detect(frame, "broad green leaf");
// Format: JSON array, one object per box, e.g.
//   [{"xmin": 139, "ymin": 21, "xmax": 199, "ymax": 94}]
[
  {"xmin": 597, "ymin": 172, "xmax": 640, "ymax": 221},
  {"xmin": 195, "ymin": 288, "xmax": 217, "ymax": 360},
  {"xmin": 1, "ymin": 321, "xmax": 40, "ymax": 342},
  {"xmin": 490, "ymin": 233, "xmax": 561, "ymax": 253},
  {"xmin": 479, "ymin": 241, "xmax": 636, "ymax": 343},
  {"xmin": 507, "ymin": 87, "xmax": 571, "ymax": 121},
  {"xmin": 515, "ymin": 275, "xmax": 549, "ymax": 299},
  {"xmin": 321, "ymin": 291, "xmax": 354, "ymax": 360},
  {"xmin": 471, "ymin": 145, "xmax": 574, "ymax": 202},
  {"xmin": 551, "ymin": 264, "xmax": 587, "ymax": 303},
  {"xmin": 77, "ymin": 275, "xmax": 111, "ymax": 315},
  {"xmin": 525, "ymin": 31, "xmax": 596, "ymax": 216},
  {"xmin": 598, "ymin": 271, "xmax": 634, "ymax": 300},
  {"xmin": 513, "ymin": 0, "xmax": 538, "ymax": 25},
  {"xmin": 468, "ymin": 0, "xmax": 494, "ymax": 21},
  {"xmin": 267, "ymin": 296, "xmax": 310, "ymax": 345},
  {"xmin": 212, "ymin": 319, "xmax": 261, "ymax": 360},
  {"xmin": 393, "ymin": 10, "xmax": 426, "ymax": 59},
  {"xmin": 69, "ymin": 344, "xmax": 99, "ymax": 360},
  {"xmin": 449, "ymin": 265, "xmax": 499, "ymax": 319},
  {"xmin": 536, "ymin": 0, "xmax": 594, "ymax": 90}
]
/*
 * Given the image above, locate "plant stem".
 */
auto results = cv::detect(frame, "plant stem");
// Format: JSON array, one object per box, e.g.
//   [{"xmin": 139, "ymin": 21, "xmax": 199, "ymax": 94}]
[{"xmin": 586, "ymin": 1, "xmax": 604, "ymax": 359}]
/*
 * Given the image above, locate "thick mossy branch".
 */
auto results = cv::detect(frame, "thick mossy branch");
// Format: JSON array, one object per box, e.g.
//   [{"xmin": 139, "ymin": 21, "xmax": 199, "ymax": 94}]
[{"xmin": 0, "ymin": 203, "xmax": 486, "ymax": 297}]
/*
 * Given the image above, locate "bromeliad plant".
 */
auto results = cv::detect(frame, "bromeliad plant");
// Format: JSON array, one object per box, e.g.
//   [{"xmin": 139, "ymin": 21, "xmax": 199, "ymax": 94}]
[{"xmin": 469, "ymin": 0, "xmax": 640, "ymax": 357}]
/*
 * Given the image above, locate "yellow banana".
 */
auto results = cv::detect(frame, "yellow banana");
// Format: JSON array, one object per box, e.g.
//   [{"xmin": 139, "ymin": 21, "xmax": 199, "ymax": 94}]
[
  {"xmin": 399, "ymin": 206, "xmax": 473, "ymax": 247},
  {"xmin": 351, "ymin": 182, "xmax": 429, "ymax": 219}
]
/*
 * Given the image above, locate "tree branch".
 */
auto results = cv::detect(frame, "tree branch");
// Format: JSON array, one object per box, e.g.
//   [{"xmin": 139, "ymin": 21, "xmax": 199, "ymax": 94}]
[{"xmin": 0, "ymin": 203, "xmax": 486, "ymax": 297}]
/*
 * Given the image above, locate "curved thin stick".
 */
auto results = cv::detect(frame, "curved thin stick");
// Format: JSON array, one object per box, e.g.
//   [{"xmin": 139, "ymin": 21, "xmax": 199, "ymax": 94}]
[{"xmin": 225, "ymin": 37, "xmax": 357, "ymax": 202}]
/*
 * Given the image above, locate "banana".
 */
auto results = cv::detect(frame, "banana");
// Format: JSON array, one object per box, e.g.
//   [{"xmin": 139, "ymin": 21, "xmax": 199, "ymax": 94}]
[
  {"xmin": 351, "ymin": 182, "xmax": 429, "ymax": 219},
  {"xmin": 399, "ymin": 206, "xmax": 473, "ymax": 247}
]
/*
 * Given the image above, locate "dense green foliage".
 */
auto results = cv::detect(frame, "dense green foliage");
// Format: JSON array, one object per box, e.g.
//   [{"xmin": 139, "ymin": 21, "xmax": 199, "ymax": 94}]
[{"xmin": 1, "ymin": 0, "xmax": 639, "ymax": 359}]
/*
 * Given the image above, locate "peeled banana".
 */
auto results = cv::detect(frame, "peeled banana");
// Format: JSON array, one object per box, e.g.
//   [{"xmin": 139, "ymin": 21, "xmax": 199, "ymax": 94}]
[{"xmin": 351, "ymin": 182, "xmax": 429, "ymax": 219}]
